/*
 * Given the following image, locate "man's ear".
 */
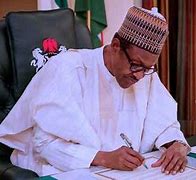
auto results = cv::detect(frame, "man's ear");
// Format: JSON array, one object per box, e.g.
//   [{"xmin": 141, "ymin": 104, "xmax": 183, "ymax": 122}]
[{"xmin": 111, "ymin": 38, "xmax": 121, "ymax": 52}]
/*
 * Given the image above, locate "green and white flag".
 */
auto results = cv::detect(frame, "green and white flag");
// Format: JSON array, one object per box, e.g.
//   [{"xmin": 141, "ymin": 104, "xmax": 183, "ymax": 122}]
[
  {"xmin": 75, "ymin": 0, "xmax": 107, "ymax": 48},
  {"xmin": 55, "ymin": 0, "xmax": 68, "ymax": 8}
]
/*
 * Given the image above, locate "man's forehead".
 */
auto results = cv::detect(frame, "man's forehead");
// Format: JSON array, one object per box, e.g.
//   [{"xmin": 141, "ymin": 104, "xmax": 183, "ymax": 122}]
[{"xmin": 127, "ymin": 45, "xmax": 159, "ymax": 67}]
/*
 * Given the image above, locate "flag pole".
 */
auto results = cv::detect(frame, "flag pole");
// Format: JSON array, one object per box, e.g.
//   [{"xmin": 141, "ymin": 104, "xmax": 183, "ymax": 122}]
[{"xmin": 87, "ymin": 10, "xmax": 91, "ymax": 31}]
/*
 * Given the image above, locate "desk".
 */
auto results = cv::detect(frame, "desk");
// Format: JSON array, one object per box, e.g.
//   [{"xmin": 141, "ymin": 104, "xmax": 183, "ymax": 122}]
[{"xmin": 49, "ymin": 146, "xmax": 196, "ymax": 180}]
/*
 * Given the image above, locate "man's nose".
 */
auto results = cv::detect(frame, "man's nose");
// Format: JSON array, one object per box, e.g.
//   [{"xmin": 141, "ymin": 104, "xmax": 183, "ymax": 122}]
[{"xmin": 133, "ymin": 70, "xmax": 144, "ymax": 80}]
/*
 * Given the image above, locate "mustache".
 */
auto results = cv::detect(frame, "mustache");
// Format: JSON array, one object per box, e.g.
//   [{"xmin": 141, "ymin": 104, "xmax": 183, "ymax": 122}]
[{"xmin": 128, "ymin": 75, "xmax": 138, "ymax": 82}]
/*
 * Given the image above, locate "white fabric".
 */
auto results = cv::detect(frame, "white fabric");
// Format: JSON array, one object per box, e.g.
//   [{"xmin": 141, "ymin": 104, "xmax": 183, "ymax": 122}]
[{"xmin": 0, "ymin": 47, "xmax": 188, "ymax": 176}]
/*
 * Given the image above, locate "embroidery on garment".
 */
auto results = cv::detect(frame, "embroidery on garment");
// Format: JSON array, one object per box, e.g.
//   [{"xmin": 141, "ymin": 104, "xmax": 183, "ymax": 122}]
[{"xmin": 30, "ymin": 38, "xmax": 67, "ymax": 72}]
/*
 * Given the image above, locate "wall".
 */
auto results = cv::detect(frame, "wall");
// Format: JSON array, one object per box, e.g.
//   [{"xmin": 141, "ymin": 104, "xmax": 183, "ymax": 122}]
[
  {"xmin": 0, "ymin": 0, "xmax": 37, "ymax": 19},
  {"xmin": 37, "ymin": 0, "xmax": 142, "ymax": 45},
  {"xmin": 0, "ymin": 0, "xmax": 142, "ymax": 43}
]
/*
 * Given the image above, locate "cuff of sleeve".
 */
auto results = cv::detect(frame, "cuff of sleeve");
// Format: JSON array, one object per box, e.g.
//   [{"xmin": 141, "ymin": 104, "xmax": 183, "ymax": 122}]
[
  {"xmin": 69, "ymin": 145, "xmax": 99, "ymax": 169},
  {"xmin": 156, "ymin": 135, "xmax": 191, "ymax": 155},
  {"xmin": 155, "ymin": 129, "xmax": 189, "ymax": 150}
]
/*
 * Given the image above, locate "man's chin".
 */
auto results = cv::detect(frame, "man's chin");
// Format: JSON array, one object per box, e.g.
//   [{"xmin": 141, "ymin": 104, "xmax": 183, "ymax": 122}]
[{"xmin": 118, "ymin": 80, "xmax": 136, "ymax": 89}]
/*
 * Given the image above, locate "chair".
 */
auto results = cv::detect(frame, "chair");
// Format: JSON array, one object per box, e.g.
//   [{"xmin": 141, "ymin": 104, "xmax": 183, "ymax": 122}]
[{"xmin": 0, "ymin": 8, "xmax": 92, "ymax": 179}]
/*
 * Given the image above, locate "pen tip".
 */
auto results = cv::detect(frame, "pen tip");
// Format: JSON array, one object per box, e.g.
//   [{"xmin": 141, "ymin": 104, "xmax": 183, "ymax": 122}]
[{"xmin": 144, "ymin": 164, "xmax": 148, "ymax": 169}]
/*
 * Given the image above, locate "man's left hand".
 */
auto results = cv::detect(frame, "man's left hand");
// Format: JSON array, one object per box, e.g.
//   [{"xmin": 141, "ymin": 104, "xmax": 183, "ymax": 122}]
[{"xmin": 151, "ymin": 142, "xmax": 189, "ymax": 175}]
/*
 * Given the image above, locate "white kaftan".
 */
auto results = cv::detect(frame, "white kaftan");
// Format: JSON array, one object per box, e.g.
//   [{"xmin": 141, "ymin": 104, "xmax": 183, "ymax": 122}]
[{"xmin": 0, "ymin": 47, "xmax": 188, "ymax": 176}]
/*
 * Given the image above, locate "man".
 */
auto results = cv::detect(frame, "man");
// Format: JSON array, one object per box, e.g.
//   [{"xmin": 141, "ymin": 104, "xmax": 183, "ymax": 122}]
[{"xmin": 0, "ymin": 6, "xmax": 190, "ymax": 176}]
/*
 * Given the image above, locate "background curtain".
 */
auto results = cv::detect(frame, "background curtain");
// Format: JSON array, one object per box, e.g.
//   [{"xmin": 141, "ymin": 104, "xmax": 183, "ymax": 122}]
[
  {"xmin": 177, "ymin": 0, "xmax": 196, "ymax": 136},
  {"xmin": 142, "ymin": 0, "xmax": 196, "ymax": 137},
  {"xmin": 142, "ymin": 0, "xmax": 170, "ymax": 90}
]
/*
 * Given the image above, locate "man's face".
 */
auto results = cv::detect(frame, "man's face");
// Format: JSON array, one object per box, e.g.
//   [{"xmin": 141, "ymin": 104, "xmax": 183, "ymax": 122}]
[{"xmin": 112, "ymin": 44, "xmax": 159, "ymax": 89}]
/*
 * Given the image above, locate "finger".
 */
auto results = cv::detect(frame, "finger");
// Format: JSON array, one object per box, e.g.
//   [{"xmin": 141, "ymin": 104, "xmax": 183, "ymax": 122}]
[
  {"xmin": 123, "ymin": 160, "xmax": 138, "ymax": 171},
  {"xmin": 151, "ymin": 153, "xmax": 166, "ymax": 167},
  {"xmin": 126, "ymin": 148, "xmax": 144, "ymax": 162},
  {"xmin": 161, "ymin": 154, "xmax": 173, "ymax": 174},
  {"xmin": 179, "ymin": 159, "xmax": 187, "ymax": 173},
  {"xmin": 170, "ymin": 159, "xmax": 184, "ymax": 175},
  {"xmin": 126, "ymin": 155, "xmax": 143, "ymax": 167},
  {"xmin": 164, "ymin": 155, "xmax": 179, "ymax": 174}
]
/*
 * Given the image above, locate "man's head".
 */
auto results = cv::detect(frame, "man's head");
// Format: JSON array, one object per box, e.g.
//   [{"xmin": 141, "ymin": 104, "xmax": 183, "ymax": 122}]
[{"xmin": 105, "ymin": 6, "xmax": 169, "ymax": 88}]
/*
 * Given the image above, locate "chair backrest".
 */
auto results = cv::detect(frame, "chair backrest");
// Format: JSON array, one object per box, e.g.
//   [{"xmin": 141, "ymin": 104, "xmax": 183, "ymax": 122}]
[
  {"xmin": 5, "ymin": 8, "xmax": 92, "ymax": 101},
  {"xmin": 0, "ymin": 8, "xmax": 92, "ymax": 157},
  {"xmin": 0, "ymin": 20, "xmax": 15, "ymax": 123}
]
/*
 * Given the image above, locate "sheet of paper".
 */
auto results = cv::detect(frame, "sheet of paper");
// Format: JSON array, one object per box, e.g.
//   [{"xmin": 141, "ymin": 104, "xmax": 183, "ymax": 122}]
[
  {"xmin": 95, "ymin": 156, "xmax": 196, "ymax": 180},
  {"xmin": 187, "ymin": 155, "xmax": 196, "ymax": 168}
]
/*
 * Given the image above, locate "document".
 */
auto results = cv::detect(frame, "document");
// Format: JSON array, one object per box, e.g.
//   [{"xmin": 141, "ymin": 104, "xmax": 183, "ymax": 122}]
[
  {"xmin": 188, "ymin": 152, "xmax": 196, "ymax": 168},
  {"xmin": 51, "ymin": 148, "xmax": 196, "ymax": 180},
  {"xmin": 94, "ymin": 156, "xmax": 196, "ymax": 180}
]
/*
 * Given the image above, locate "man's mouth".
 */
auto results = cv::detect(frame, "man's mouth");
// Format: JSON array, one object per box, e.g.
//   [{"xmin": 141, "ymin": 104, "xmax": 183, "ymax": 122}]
[{"xmin": 128, "ymin": 76, "xmax": 138, "ymax": 83}]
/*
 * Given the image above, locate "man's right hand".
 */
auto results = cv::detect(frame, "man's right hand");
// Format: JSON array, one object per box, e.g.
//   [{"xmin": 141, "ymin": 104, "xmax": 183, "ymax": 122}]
[{"xmin": 91, "ymin": 146, "xmax": 144, "ymax": 171}]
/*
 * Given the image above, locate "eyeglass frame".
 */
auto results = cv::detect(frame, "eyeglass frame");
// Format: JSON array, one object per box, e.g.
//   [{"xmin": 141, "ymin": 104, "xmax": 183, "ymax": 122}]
[{"xmin": 121, "ymin": 46, "xmax": 157, "ymax": 75}]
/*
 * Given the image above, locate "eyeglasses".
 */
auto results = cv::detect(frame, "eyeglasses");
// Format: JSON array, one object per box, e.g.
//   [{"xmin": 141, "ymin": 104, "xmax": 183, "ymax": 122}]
[{"xmin": 122, "ymin": 47, "xmax": 157, "ymax": 75}]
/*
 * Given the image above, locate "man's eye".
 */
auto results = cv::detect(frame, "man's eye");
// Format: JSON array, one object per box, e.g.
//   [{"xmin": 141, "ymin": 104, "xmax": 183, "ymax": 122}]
[
  {"xmin": 144, "ymin": 68, "xmax": 150, "ymax": 72},
  {"xmin": 131, "ymin": 64, "xmax": 143, "ymax": 70}
]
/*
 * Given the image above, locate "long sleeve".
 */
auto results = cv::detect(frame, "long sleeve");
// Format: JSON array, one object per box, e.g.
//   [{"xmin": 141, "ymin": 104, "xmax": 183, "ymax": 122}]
[
  {"xmin": 31, "ymin": 52, "xmax": 102, "ymax": 171},
  {"xmin": 139, "ymin": 73, "xmax": 190, "ymax": 153},
  {"xmin": 31, "ymin": 51, "xmax": 101, "ymax": 147},
  {"xmin": 155, "ymin": 121, "xmax": 189, "ymax": 149},
  {"xmin": 33, "ymin": 126, "xmax": 99, "ymax": 171},
  {"xmin": 0, "ymin": 48, "xmax": 103, "ymax": 175}
]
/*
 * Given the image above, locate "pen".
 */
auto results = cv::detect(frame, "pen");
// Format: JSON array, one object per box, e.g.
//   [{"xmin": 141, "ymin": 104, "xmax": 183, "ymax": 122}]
[
  {"xmin": 120, "ymin": 133, "xmax": 148, "ymax": 169},
  {"xmin": 120, "ymin": 133, "xmax": 133, "ymax": 149}
]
